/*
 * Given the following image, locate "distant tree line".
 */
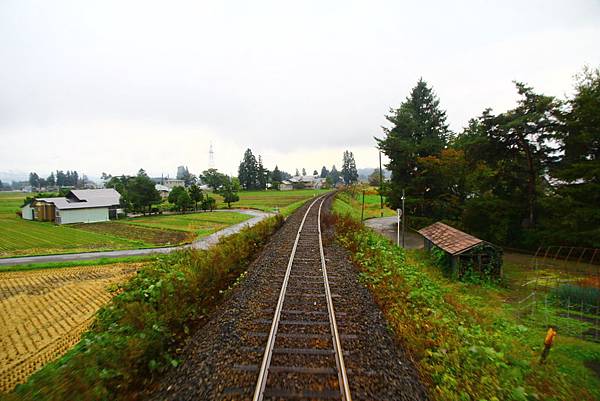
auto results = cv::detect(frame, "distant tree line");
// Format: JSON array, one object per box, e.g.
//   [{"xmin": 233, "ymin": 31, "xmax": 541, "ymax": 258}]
[
  {"xmin": 27, "ymin": 170, "xmax": 87, "ymax": 189},
  {"xmin": 378, "ymin": 67, "xmax": 600, "ymax": 249}
]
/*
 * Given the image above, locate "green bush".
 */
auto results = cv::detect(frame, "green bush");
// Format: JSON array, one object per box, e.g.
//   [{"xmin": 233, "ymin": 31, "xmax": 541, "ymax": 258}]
[{"xmin": 4, "ymin": 214, "xmax": 283, "ymax": 401}]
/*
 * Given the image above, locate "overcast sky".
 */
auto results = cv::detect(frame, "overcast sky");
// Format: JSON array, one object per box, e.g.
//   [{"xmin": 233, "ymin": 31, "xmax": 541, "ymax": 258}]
[{"xmin": 1, "ymin": 0, "xmax": 599, "ymax": 180}]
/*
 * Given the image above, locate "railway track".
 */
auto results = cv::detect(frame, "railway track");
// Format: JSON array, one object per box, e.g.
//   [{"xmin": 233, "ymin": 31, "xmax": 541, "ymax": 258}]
[
  {"xmin": 147, "ymin": 194, "xmax": 428, "ymax": 401},
  {"xmin": 229, "ymin": 195, "xmax": 352, "ymax": 400}
]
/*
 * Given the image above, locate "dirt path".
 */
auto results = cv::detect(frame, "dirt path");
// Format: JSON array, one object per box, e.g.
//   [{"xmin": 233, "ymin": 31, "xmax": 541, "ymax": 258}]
[
  {"xmin": 143, "ymin": 197, "xmax": 427, "ymax": 400},
  {"xmin": 0, "ymin": 263, "xmax": 142, "ymax": 392}
]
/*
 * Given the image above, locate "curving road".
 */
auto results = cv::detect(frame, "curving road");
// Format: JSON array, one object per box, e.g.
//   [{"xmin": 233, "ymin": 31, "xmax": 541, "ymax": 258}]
[{"xmin": 0, "ymin": 209, "xmax": 273, "ymax": 267}]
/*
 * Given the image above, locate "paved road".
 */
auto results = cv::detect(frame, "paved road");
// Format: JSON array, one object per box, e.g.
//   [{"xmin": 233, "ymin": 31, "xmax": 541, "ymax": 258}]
[
  {"xmin": 364, "ymin": 216, "xmax": 424, "ymax": 249},
  {"xmin": 0, "ymin": 209, "xmax": 274, "ymax": 267}
]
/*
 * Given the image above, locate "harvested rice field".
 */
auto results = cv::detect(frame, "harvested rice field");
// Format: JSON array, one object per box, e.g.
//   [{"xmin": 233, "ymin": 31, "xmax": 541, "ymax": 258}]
[{"xmin": 0, "ymin": 263, "xmax": 143, "ymax": 392}]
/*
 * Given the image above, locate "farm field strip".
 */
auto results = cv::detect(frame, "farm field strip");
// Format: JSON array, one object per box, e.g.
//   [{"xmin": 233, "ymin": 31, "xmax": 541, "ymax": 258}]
[
  {"xmin": 72, "ymin": 222, "xmax": 193, "ymax": 246},
  {"xmin": 0, "ymin": 263, "xmax": 142, "ymax": 392},
  {"xmin": 0, "ymin": 190, "xmax": 325, "ymax": 258},
  {"xmin": 122, "ymin": 211, "xmax": 252, "ymax": 233},
  {"xmin": 0, "ymin": 219, "xmax": 142, "ymax": 257}
]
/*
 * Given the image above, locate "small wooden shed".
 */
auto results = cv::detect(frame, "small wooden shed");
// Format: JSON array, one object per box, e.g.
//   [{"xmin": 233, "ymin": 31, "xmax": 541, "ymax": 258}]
[{"xmin": 418, "ymin": 222, "xmax": 503, "ymax": 279}]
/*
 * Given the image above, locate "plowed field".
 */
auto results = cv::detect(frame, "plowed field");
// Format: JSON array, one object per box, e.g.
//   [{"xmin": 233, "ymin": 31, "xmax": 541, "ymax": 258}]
[{"xmin": 0, "ymin": 263, "xmax": 142, "ymax": 392}]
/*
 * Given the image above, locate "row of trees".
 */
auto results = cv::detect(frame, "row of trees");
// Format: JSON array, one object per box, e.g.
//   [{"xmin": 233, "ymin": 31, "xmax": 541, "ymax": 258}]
[
  {"xmin": 378, "ymin": 67, "xmax": 599, "ymax": 248},
  {"xmin": 28, "ymin": 170, "xmax": 86, "ymax": 188}
]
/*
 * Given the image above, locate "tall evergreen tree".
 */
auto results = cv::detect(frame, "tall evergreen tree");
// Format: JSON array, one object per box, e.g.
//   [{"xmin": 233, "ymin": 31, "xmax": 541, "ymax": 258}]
[
  {"xmin": 257, "ymin": 155, "xmax": 268, "ymax": 190},
  {"xmin": 320, "ymin": 166, "xmax": 329, "ymax": 178},
  {"xmin": 377, "ymin": 78, "xmax": 450, "ymax": 209},
  {"xmin": 238, "ymin": 148, "xmax": 259, "ymax": 190},
  {"xmin": 302, "ymin": 168, "xmax": 306, "ymax": 176},
  {"xmin": 329, "ymin": 165, "xmax": 340, "ymax": 184},
  {"xmin": 272, "ymin": 165, "xmax": 283, "ymax": 183},
  {"xmin": 341, "ymin": 150, "xmax": 358, "ymax": 184}
]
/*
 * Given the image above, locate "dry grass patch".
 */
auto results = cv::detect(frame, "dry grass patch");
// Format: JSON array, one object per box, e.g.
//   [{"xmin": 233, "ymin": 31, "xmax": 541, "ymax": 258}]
[{"xmin": 0, "ymin": 263, "xmax": 143, "ymax": 392}]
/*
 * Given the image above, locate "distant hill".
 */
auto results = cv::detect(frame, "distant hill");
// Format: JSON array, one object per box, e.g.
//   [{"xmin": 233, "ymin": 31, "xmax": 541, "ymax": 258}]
[{"xmin": 357, "ymin": 167, "xmax": 391, "ymax": 181}]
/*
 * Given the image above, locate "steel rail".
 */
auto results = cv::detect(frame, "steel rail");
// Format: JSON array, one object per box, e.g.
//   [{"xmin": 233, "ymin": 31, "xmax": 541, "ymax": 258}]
[
  {"xmin": 318, "ymin": 197, "xmax": 352, "ymax": 401},
  {"xmin": 252, "ymin": 196, "xmax": 324, "ymax": 401}
]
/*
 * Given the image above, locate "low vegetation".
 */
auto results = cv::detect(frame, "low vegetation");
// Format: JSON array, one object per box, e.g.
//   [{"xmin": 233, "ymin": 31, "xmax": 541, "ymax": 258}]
[
  {"xmin": 2, "ymin": 214, "xmax": 284, "ymax": 401},
  {"xmin": 333, "ymin": 186, "xmax": 396, "ymax": 221},
  {"xmin": 212, "ymin": 189, "xmax": 329, "ymax": 213},
  {"xmin": 332, "ymin": 193, "xmax": 600, "ymax": 401}
]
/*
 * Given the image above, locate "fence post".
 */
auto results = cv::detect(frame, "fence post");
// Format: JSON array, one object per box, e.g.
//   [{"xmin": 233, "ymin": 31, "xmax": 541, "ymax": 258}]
[{"xmin": 581, "ymin": 300, "xmax": 585, "ymax": 339}]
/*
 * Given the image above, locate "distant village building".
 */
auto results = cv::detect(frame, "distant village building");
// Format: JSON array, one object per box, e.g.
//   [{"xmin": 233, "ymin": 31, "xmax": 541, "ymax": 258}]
[
  {"xmin": 288, "ymin": 175, "xmax": 326, "ymax": 190},
  {"xmin": 279, "ymin": 180, "xmax": 293, "ymax": 191},
  {"xmin": 152, "ymin": 177, "xmax": 185, "ymax": 189},
  {"xmin": 155, "ymin": 184, "xmax": 171, "ymax": 199},
  {"xmin": 21, "ymin": 189, "xmax": 121, "ymax": 224}
]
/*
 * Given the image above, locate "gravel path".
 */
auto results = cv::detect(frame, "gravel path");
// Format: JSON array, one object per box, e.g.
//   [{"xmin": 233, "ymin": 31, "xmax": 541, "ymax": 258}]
[
  {"xmin": 143, "ymin": 197, "xmax": 427, "ymax": 400},
  {"xmin": 0, "ymin": 209, "xmax": 272, "ymax": 266}
]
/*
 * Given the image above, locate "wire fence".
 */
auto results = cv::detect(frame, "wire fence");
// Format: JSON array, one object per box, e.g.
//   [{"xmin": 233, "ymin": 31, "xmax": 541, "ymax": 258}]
[{"xmin": 516, "ymin": 246, "xmax": 600, "ymax": 343}]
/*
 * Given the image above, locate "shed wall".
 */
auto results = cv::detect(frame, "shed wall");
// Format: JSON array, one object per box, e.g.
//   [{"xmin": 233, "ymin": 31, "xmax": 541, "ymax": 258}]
[
  {"xmin": 21, "ymin": 204, "xmax": 33, "ymax": 220},
  {"xmin": 57, "ymin": 208, "xmax": 109, "ymax": 224}
]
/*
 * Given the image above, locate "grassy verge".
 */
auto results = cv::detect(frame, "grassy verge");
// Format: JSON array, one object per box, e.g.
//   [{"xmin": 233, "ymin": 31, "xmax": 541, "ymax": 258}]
[
  {"xmin": 213, "ymin": 189, "xmax": 330, "ymax": 212},
  {"xmin": 0, "ymin": 255, "xmax": 157, "ymax": 273},
  {"xmin": 334, "ymin": 187, "xmax": 396, "ymax": 220},
  {"xmin": 332, "ymin": 196, "xmax": 600, "ymax": 401},
  {"xmin": 2, "ymin": 214, "xmax": 284, "ymax": 401}
]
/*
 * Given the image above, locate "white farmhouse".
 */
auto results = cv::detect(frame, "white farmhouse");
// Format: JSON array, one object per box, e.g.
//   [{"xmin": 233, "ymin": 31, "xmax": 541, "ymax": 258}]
[{"xmin": 21, "ymin": 189, "xmax": 121, "ymax": 224}]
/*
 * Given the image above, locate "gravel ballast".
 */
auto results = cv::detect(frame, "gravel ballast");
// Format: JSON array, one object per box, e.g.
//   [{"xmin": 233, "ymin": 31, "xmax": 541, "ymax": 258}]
[{"xmin": 145, "ymin": 196, "xmax": 428, "ymax": 401}]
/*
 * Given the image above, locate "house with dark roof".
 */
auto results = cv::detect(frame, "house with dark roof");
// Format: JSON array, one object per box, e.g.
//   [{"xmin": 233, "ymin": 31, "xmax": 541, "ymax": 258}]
[
  {"xmin": 21, "ymin": 189, "xmax": 121, "ymax": 224},
  {"xmin": 418, "ymin": 222, "xmax": 503, "ymax": 278}
]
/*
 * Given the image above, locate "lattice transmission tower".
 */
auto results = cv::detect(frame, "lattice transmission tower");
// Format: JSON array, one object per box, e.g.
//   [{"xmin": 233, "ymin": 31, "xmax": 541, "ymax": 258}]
[{"xmin": 208, "ymin": 142, "xmax": 215, "ymax": 169}]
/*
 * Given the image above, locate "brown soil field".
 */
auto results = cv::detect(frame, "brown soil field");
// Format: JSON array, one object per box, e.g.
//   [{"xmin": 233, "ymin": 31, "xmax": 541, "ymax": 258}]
[{"xmin": 0, "ymin": 263, "xmax": 143, "ymax": 392}]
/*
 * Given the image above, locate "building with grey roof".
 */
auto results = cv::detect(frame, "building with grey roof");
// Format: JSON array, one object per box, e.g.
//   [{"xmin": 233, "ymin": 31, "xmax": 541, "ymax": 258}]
[{"xmin": 21, "ymin": 188, "xmax": 121, "ymax": 224}]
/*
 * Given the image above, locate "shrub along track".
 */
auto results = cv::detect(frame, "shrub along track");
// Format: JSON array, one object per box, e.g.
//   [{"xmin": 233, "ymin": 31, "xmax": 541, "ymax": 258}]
[{"xmin": 146, "ymin": 195, "xmax": 427, "ymax": 400}]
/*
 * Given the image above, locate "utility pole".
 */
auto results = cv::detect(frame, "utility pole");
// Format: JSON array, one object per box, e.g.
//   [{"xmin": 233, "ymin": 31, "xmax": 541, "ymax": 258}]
[
  {"xmin": 397, "ymin": 208, "xmax": 401, "ymax": 246},
  {"xmin": 401, "ymin": 189, "xmax": 406, "ymax": 248},
  {"xmin": 361, "ymin": 190, "xmax": 365, "ymax": 222},
  {"xmin": 379, "ymin": 150, "xmax": 383, "ymax": 217}
]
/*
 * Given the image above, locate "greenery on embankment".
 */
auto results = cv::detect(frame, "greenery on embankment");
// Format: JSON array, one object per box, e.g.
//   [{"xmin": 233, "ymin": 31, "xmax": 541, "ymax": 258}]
[
  {"xmin": 332, "ymin": 197, "xmax": 600, "ymax": 401},
  {"xmin": 2, "ymin": 214, "xmax": 284, "ymax": 401}
]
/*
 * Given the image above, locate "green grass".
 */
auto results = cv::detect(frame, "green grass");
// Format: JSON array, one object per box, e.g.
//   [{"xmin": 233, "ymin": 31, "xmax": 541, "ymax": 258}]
[
  {"xmin": 0, "ymin": 192, "xmax": 253, "ymax": 258},
  {"xmin": 122, "ymin": 211, "xmax": 251, "ymax": 236},
  {"xmin": 212, "ymin": 189, "xmax": 330, "ymax": 212},
  {"xmin": 333, "ymin": 193, "xmax": 600, "ymax": 401},
  {"xmin": 333, "ymin": 188, "xmax": 396, "ymax": 221},
  {"xmin": 0, "ymin": 255, "xmax": 157, "ymax": 273}
]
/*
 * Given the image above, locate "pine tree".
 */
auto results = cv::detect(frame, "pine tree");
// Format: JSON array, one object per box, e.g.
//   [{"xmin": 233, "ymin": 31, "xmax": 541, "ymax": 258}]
[
  {"xmin": 376, "ymin": 78, "xmax": 450, "ymax": 209},
  {"xmin": 329, "ymin": 165, "xmax": 340, "ymax": 184},
  {"xmin": 238, "ymin": 149, "xmax": 259, "ymax": 190},
  {"xmin": 272, "ymin": 165, "xmax": 283, "ymax": 183},
  {"xmin": 341, "ymin": 150, "xmax": 359, "ymax": 185},
  {"xmin": 320, "ymin": 166, "xmax": 329, "ymax": 178}
]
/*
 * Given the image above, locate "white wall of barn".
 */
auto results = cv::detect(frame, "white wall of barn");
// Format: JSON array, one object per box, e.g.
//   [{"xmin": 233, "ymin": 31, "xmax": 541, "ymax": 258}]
[{"xmin": 57, "ymin": 207, "xmax": 109, "ymax": 224}]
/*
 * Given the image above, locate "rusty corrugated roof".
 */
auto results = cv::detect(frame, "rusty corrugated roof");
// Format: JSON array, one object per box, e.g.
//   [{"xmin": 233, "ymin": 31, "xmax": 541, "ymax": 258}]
[{"xmin": 418, "ymin": 222, "xmax": 482, "ymax": 255}]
